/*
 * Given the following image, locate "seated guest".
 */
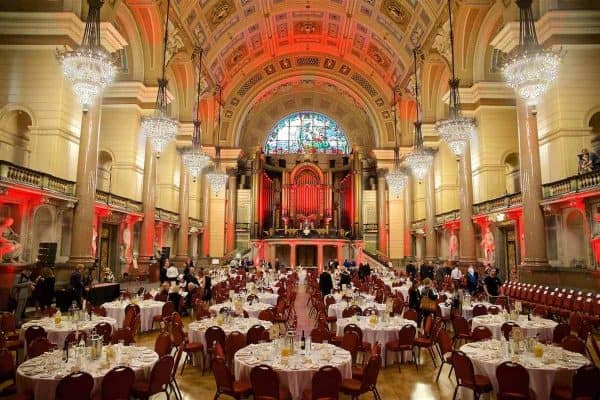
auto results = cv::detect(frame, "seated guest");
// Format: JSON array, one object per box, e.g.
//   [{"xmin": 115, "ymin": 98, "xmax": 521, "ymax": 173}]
[{"xmin": 165, "ymin": 259, "xmax": 179, "ymax": 283}]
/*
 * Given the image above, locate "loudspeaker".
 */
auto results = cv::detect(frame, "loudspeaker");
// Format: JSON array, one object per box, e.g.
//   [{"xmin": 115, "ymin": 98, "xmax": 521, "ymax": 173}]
[
  {"xmin": 38, "ymin": 242, "xmax": 57, "ymax": 266},
  {"xmin": 329, "ymin": 159, "xmax": 336, "ymax": 168},
  {"xmin": 161, "ymin": 247, "xmax": 171, "ymax": 259},
  {"xmin": 278, "ymin": 159, "xmax": 286, "ymax": 168},
  {"xmin": 342, "ymin": 156, "xmax": 349, "ymax": 165}
]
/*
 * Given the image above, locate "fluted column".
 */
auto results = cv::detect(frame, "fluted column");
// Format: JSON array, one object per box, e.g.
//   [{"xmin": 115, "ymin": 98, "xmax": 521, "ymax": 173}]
[
  {"xmin": 69, "ymin": 104, "xmax": 102, "ymax": 267},
  {"xmin": 289, "ymin": 243, "xmax": 296, "ymax": 268},
  {"xmin": 459, "ymin": 143, "xmax": 477, "ymax": 265},
  {"xmin": 424, "ymin": 167, "xmax": 438, "ymax": 261},
  {"xmin": 202, "ymin": 174, "xmax": 211, "ymax": 257},
  {"xmin": 337, "ymin": 243, "xmax": 343, "ymax": 263},
  {"xmin": 404, "ymin": 175, "xmax": 414, "ymax": 259},
  {"xmin": 138, "ymin": 139, "xmax": 157, "ymax": 276},
  {"xmin": 225, "ymin": 173, "xmax": 237, "ymax": 254},
  {"xmin": 175, "ymin": 159, "xmax": 189, "ymax": 264},
  {"xmin": 317, "ymin": 244, "xmax": 324, "ymax": 273},
  {"xmin": 516, "ymin": 99, "xmax": 549, "ymax": 268},
  {"xmin": 376, "ymin": 169, "xmax": 388, "ymax": 256},
  {"xmin": 251, "ymin": 148, "xmax": 262, "ymax": 238},
  {"xmin": 352, "ymin": 148, "xmax": 363, "ymax": 237}
]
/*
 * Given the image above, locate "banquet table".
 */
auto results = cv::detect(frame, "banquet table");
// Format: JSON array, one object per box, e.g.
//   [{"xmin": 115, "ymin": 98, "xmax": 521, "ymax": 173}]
[
  {"xmin": 327, "ymin": 301, "xmax": 386, "ymax": 319},
  {"xmin": 209, "ymin": 301, "xmax": 272, "ymax": 319},
  {"xmin": 20, "ymin": 316, "xmax": 118, "ymax": 352},
  {"xmin": 255, "ymin": 292, "xmax": 279, "ymax": 306},
  {"xmin": 390, "ymin": 284, "xmax": 410, "ymax": 300},
  {"xmin": 102, "ymin": 299, "xmax": 164, "ymax": 332},
  {"xmin": 438, "ymin": 302, "xmax": 502, "ymax": 320},
  {"xmin": 336, "ymin": 316, "xmax": 417, "ymax": 366},
  {"xmin": 16, "ymin": 344, "xmax": 158, "ymax": 400},
  {"xmin": 330, "ymin": 293, "xmax": 375, "ymax": 303},
  {"xmin": 188, "ymin": 317, "xmax": 272, "ymax": 356},
  {"xmin": 471, "ymin": 315, "xmax": 557, "ymax": 342},
  {"xmin": 234, "ymin": 342, "xmax": 352, "ymax": 399},
  {"xmin": 459, "ymin": 340, "xmax": 590, "ymax": 400}
]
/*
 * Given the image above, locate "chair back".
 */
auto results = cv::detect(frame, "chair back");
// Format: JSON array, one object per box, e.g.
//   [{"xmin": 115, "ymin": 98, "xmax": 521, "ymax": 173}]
[
  {"xmin": 561, "ymin": 335, "xmax": 587, "ymax": 355},
  {"xmin": 472, "ymin": 304, "xmax": 488, "ymax": 317},
  {"xmin": 205, "ymin": 326, "xmax": 226, "ymax": 351},
  {"xmin": 28, "ymin": 338, "xmax": 55, "ymax": 358},
  {"xmin": 25, "ymin": 325, "xmax": 47, "ymax": 344},
  {"xmin": 452, "ymin": 351, "xmax": 476, "ymax": 388},
  {"xmin": 211, "ymin": 356, "xmax": 234, "ymax": 392},
  {"xmin": 1, "ymin": 313, "xmax": 17, "ymax": 333},
  {"xmin": 102, "ymin": 366, "xmax": 135, "ymax": 400},
  {"xmin": 257, "ymin": 309, "xmax": 275, "ymax": 322},
  {"xmin": 224, "ymin": 331, "xmax": 246, "ymax": 364},
  {"xmin": 397, "ymin": 324, "xmax": 416, "ymax": 346},
  {"xmin": 311, "ymin": 365, "xmax": 341, "ymax": 399},
  {"xmin": 154, "ymin": 331, "xmax": 173, "ymax": 357},
  {"xmin": 436, "ymin": 329, "xmax": 453, "ymax": 355},
  {"xmin": 161, "ymin": 301, "xmax": 175, "ymax": 317},
  {"xmin": 452, "ymin": 316, "xmax": 470, "ymax": 337},
  {"xmin": 496, "ymin": 361, "xmax": 530, "ymax": 400},
  {"xmin": 0, "ymin": 348, "xmax": 14, "ymax": 382},
  {"xmin": 471, "ymin": 326, "xmax": 493, "ymax": 342},
  {"xmin": 341, "ymin": 331, "xmax": 360, "ymax": 363},
  {"xmin": 110, "ymin": 328, "xmax": 135, "ymax": 345},
  {"xmin": 487, "ymin": 305, "xmax": 500, "ymax": 315},
  {"xmin": 572, "ymin": 365, "xmax": 600, "ymax": 400},
  {"xmin": 360, "ymin": 355, "xmax": 382, "ymax": 392},
  {"xmin": 403, "ymin": 309, "xmax": 418, "ymax": 322},
  {"xmin": 501, "ymin": 322, "xmax": 520, "ymax": 340},
  {"xmin": 250, "ymin": 364, "xmax": 280, "ymax": 399},
  {"xmin": 310, "ymin": 327, "xmax": 331, "ymax": 344},
  {"xmin": 56, "ymin": 371, "xmax": 94, "ymax": 400},
  {"xmin": 343, "ymin": 323, "xmax": 364, "ymax": 342},
  {"xmin": 552, "ymin": 323, "xmax": 571, "ymax": 344},
  {"xmin": 170, "ymin": 321, "xmax": 186, "ymax": 347},
  {"xmin": 246, "ymin": 324, "xmax": 266, "ymax": 345},
  {"xmin": 144, "ymin": 355, "xmax": 173, "ymax": 395},
  {"xmin": 422, "ymin": 315, "xmax": 434, "ymax": 337},
  {"xmin": 95, "ymin": 322, "xmax": 112, "ymax": 345}
]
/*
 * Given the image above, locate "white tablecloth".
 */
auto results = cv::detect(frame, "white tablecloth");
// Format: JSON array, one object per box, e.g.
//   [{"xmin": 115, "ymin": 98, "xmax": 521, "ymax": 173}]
[
  {"xmin": 330, "ymin": 293, "xmax": 375, "ymax": 303},
  {"xmin": 209, "ymin": 301, "xmax": 272, "ymax": 319},
  {"xmin": 234, "ymin": 343, "xmax": 352, "ymax": 400},
  {"xmin": 102, "ymin": 300, "xmax": 164, "ymax": 332},
  {"xmin": 20, "ymin": 316, "xmax": 117, "ymax": 352},
  {"xmin": 188, "ymin": 317, "xmax": 272, "ymax": 356},
  {"xmin": 16, "ymin": 345, "xmax": 158, "ymax": 400},
  {"xmin": 438, "ymin": 302, "xmax": 502, "ymax": 320},
  {"xmin": 256, "ymin": 293, "xmax": 279, "ymax": 306},
  {"xmin": 459, "ymin": 341, "xmax": 589, "ymax": 400},
  {"xmin": 336, "ymin": 316, "xmax": 417, "ymax": 366},
  {"xmin": 390, "ymin": 285, "xmax": 410, "ymax": 300},
  {"xmin": 327, "ymin": 302, "xmax": 386, "ymax": 319},
  {"xmin": 471, "ymin": 315, "xmax": 557, "ymax": 342}
]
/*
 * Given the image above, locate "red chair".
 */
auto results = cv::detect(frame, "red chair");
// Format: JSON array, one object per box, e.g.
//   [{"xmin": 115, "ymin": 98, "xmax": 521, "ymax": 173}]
[
  {"xmin": 152, "ymin": 301, "xmax": 175, "ymax": 330},
  {"xmin": 224, "ymin": 331, "xmax": 246, "ymax": 367},
  {"xmin": 560, "ymin": 335, "xmax": 587, "ymax": 355},
  {"xmin": 204, "ymin": 326, "xmax": 226, "ymax": 374},
  {"xmin": 496, "ymin": 361, "xmax": 535, "ymax": 400},
  {"xmin": 64, "ymin": 331, "xmax": 88, "ymax": 348},
  {"xmin": 0, "ymin": 348, "xmax": 17, "ymax": 394},
  {"xmin": 552, "ymin": 323, "xmax": 571, "ymax": 345},
  {"xmin": 1, "ymin": 313, "xmax": 21, "ymax": 342},
  {"xmin": 250, "ymin": 364, "xmax": 292, "ymax": 400},
  {"xmin": 435, "ymin": 329, "xmax": 454, "ymax": 383},
  {"xmin": 340, "ymin": 331, "xmax": 360, "ymax": 365},
  {"xmin": 211, "ymin": 356, "xmax": 252, "ymax": 400},
  {"xmin": 24, "ymin": 326, "xmax": 46, "ymax": 346},
  {"xmin": 55, "ymin": 371, "xmax": 94, "ymax": 400},
  {"xmin": 170, "ymin": 321, "xmax": 204, "ymax": 375},
  {"xmin": 246, "ymin": 325, "xmax": 266, "ymax": 345},
  {"xmin": 28, "ymin": 338, "xmax": 55, "ymax": 358},
  {"xmin": 94, "ymin": 322, "xmax": 112, "ymax": 345},
  {"xmin": 403, "ymin": 309, "xmax": 418, "ymax": 322},
  {"xmin": 472, "ymin": 304, "xmax": 488, "ymax": 317},
  {"xmin": 452, "ymin": 317, "xmax": 471, "ymax": 346},
  {"xmin": 132, "ymin": 355, "xmax": 174, "ymax": 400},
  {"xmin": 310, "ymin": 327, "xmax": 331, "ymax": 344},
  {"xmin": 302, "ymin": 365, "xmax": 342, "ymax": 400},
  {"xmin": 451, "ymin": 350, "xmax": 493, "ymax": 400},
  {"xmin": 384, "ymin": 324, "xmax": 416, "ymax": 370},
  {"xmin": 101, "ymin": 366, "xmax": 135, "ymax": 400},
  {"xmin": 154, "ymin": 331, "xmax": 173, "ymax": 357},
  {"xmin": 340, "ymin": 355, "xmax": 382, "ymax": 400},
  {"xmin": 413, "ymin": 315, "xmax": 439, "ymax": 370},
  {"xmin": 110, "ymin": 328, "xmax": 135, "ymax": 345},
  {"xmin": 501, "ymin": 322, "xmax": 520, "ymax": 340},
  {"xmin": 343, "ymin": 324, "xmax": 371, "ymax": 362},
  {"xmin": 471, "ymin": 326, "xmax": 493, "ymax": 342},
  {"xmin": 550, "ymin": 365, "xmax": 600, "ymax": 400},
  {"xmin": 257, "ymin": 309, "xmax": 275, "ymax": 322}
]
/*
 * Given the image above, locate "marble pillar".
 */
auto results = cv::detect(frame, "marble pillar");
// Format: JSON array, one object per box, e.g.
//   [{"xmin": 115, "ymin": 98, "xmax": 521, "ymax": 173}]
[
  {"xmin": 352, "ymin": 148, "xmax": 363, "ymax": 237},
  {"xmin": 404, "ymin": 175, "xmax": 414, "ymax": 260},
  {"xmin": 376, "ymin": 169, "xmax": 388, "ymax": 256},
  {"xmin": 175, "ymin": 160, "xmax": 189, "ymax": 265},
  {"xmin": 424, "ymin": 167, "xmax": 438, "ymax": 261},
  {"xmin": 69, "ymin": 104, "xmax": 101, "ymax": 267},
  {"xmin": 225, "ymin": 173, "xmax": 237, "ymax": 254},
  {"xmin": 337, "ymin": 243, "xmax": 343, "ymax": 263},
  {"xmin": 516, "ymin": 99, "xmax": 549, "ymax": 268},
  {"xmin": 251, "ymin": 149, "xmax": 262, "ymax": 238},
  {"xmin": 138, "ymin": 139, "xmax": 157, "ymax": 276},
  {"xmin": 289, "ymin": 243, "xmax": 296, "ymax": 268},
  {"xmin": 317, "ymin": 244, "xmax": 324, "ymax": 273},
  {"xmin": 202, "ymin": 175, "xmax": 211, "ymax": 257},
  {"xmin": 459, "ymin": 143, "xmax": 477, "ymax": 265}
]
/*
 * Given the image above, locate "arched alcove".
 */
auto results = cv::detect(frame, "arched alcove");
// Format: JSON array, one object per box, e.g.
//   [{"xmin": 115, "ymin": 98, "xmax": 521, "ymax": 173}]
[
  {"xmin": 0, "ymin": 108, "xmax": 33, "ymax": 167},
  {"xmin": 564, "ymin": 210, "xmax": 586, "ymax": 267},
  {"xmin": 504, "ymin": 153, "xmax": 520, "ymax": 194},
  {"xmin": 97, "ymin": 150, "xmax": 113, "ymax": 192},
  {"xmin": 31, "ymin": 206, "xmax": 55, "ymax": 261}
]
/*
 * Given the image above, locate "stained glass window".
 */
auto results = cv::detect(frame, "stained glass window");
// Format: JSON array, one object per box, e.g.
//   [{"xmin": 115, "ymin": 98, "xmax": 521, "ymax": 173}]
[{"xmin": 264, "ymin": 112, "xmax": 349, "ymax": 154}]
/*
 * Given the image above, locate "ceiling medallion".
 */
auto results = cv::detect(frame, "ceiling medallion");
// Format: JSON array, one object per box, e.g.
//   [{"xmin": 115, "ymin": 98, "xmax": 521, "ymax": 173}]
[
  {"xmin": 210, "ymin": 0, "xmax": 233, "ymax": 26},
  {"xmin": 381, "ymin": 0, "xmax": 409, "ymax": 27}
]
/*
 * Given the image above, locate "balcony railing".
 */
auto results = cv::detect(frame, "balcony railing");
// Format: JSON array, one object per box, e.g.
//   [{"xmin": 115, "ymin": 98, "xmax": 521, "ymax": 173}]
[
  {"xmin": 156, "ymin": 208, "xmax": 179, "ymax": 223},
  {"xmin": 542, "ymin": 170, "xmax": 600, "ymax": 199},
  {"xmin": 96, "ymin": 190, "xmax": 142, "ymax": 213},
  {"xmin": 435, "ymin": 209, "xmax": 460, "ymax": 225},
  {"xmin": 363, "ymin": 223, "xmax": 378, "ymax": 232},
  {"xmin": 0, "ymin": 161, "xmax": 76, "ymax": 197},
  {"xmin": 473, "ymin": 192, "xmax": 522, "ymax": 215},
  {"xmin": 190, "ymin": 218, "xmax": 203, "ymax": 228},
  {"xmin": 235, "ymin": 223, "xmax": 250, "ymax": 231}
]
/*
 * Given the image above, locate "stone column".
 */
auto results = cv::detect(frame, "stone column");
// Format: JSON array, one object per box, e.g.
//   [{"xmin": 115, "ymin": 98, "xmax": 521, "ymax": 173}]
[
  {"xmin": 376, "ymin": 169, "xmax": 388, "ymax": 256},
  {"xmin": 202, "ymin": 174, "xmax": 211, "ymax": 257},
  {"xmin": 289, "ymin": 243, "xmax": 296, "ymax": 268},
  {"xmin": 69, "ymin": 104, "xmax": 102, "ymax": 267},
  {"xmin": 317, "ymin": 244, "xmax": 324, "ymax": 273},
  {"xmin": 225, "ymin": 173, "xmax": 237, "ymax": 254},
  {"xmin": 138, "ymin": 138, "xmax": 157, "ymax": 277},
  {"xmin": 459, "ymin": 143, "xmax": 477, "ymax": 265},
  {"xmin": 175, "ymin": 159, "xmax": 189, "ymax": 265},
  {"xmin": 337, "ymin": 243, "xmax": 343, "ymax": 263},
  {"xmin": 352, "ymin": 148, "xmax": 363, "ymax": 237},
  {"xmin": 404, "ymin": 175, "xmax": 414, "ymax": 259},
  {"xmin": 516, "ymin": 99, "xmax": 549, "ymax": 268},
  {"xmin": 251, "ymin": 148, "xmax": 262, "ymax": 238},
  {"xmin": 424, "ymin": 167, "xmax": 438, "ymax": 261}
]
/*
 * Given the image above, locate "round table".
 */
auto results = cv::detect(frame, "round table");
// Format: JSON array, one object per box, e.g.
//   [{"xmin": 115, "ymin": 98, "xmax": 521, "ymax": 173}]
[
  {"xmin": 471, "ymin": 315, "xmax": 557, "ymax": 342},
  {"xmin": 438, "ymin": 302, "xmax": 502, "ymax": 320},
  {"xmin": 460, "ymin": 340, "xmax": 590, "ymax": 400},
  {"xmin": 188, "ymin": 317, "xmax": 272, "ymax": 356},
  {"xmin": 209, "ymin": 301, "xmax": 272, "ymax": 319},
  {"xmin": 16, "ymin": 344, "xmax": 158, "ymax": 400},
  {"xmin": 336, "ymin": 316, "xmax": 417, "ymax": 366},
  {"xmin": 390, "ymin": 285, "xmax": 410, "ymax": 300},
  {"xmin": 327, "ymin": 301, "xmax": 386, "ymax": 319},
  {"xmin": 102, "ymin": 299, "xmax": 164, "ymax": 332},
  {"xmin": 330, "ymin": 293, "xmax": 375, "ymax": 303},
  {"xmin": 256, "ymin": 292, "xmax": 279, "ymax": 306},
  {"xmin": 234, "ymin": 342, "xmax": 352, "ymax": 400},
  {"xmin": 20, "ymin": 316, "xmax": 117, "ymax": 352}
]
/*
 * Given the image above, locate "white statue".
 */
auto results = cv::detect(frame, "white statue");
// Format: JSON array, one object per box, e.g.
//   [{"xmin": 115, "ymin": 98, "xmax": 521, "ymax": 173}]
[
  {"xmin": 481, "ymin": 226, "xmax": 496, "ymax": 263},
  {"xmin": 448, "ymin": 231, "xmax": 458, "ymax": 260},
  {"xmin": 0, "ymin": 217, "xmax": 21, "ymax": 262}
]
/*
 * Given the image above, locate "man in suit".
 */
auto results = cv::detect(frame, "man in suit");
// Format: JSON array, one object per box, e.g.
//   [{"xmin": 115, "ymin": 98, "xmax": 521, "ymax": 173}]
[
  {"xmin": 319, "ymin": 267, "xmax": 334, "ymax": 296},
  {"xmin": 70, "ymin": 264, "xmax": 85, "ymax": 308},
  {"xmin": 13, "ymin": 268, "xmax": 34, "ymax": 327}
]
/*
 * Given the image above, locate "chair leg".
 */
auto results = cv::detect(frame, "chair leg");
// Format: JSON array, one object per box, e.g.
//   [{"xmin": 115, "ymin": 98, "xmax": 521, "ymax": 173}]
[
  {"xmin": 452, "ymin": 385, "xmax": 459, "ymax": 400},
  {"xmin": 428, "ymin": 347, "xmax": 438, "ymax": 367},
  {"xmin": 448, "ymin": 365, "xmax": 454, "ymax": 379},
  {"xmin": 412, "ymin": 349, "xmax": 419, "ymax": 371},
  {"xmin": 435, "ymin": 360, "xmax": 445, "ymax": 382}
]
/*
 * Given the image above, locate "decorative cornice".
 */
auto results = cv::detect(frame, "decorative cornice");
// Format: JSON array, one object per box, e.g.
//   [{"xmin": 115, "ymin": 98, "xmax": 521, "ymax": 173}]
[
  {"xmin": 102, "ymin": 82, "xmax": 174, "ymax": 105},
  {"xmin": 0, "ymin": 12, "xmax": 127, "ymax": 52}
]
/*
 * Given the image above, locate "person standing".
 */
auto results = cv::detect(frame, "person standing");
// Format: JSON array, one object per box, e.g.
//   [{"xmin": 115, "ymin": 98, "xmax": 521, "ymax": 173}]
[
  {"xmin": 466, "ymin": 265, "xmax": 478, "ymax": 294},
  {"xmin": 165, "ymin": 259, "xmax": 179, "ymax": 283},
  {"xmin": 159, "ymin": 258, "xmax": 168, "ymax": 284},
  {"xmin": 483, "ymin": 268, "xmax": 502, "ymax": 302},
  {"xmin": 451, "ymin": 263, "xmax": 463, "ymax": 286},
  {"xmin": 319, "ymin": 267, "xmax": 334, "ymax": 296},
  {"xmin": 70, "ymin": 264, "xmax": 85, "ymax": 308},
  {"xmin": 13, "ymin": 268, "xmax": 34, "ymax": 327},
  {"xmin": 36, "ymin": 267, "xmax": 55, "ymax": 311}
]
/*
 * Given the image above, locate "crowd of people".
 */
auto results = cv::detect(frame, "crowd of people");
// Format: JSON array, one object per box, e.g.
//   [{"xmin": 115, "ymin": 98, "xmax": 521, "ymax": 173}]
[{"xmin": 158, "ymin": 257, "xmax": 212, "ymax": 313}]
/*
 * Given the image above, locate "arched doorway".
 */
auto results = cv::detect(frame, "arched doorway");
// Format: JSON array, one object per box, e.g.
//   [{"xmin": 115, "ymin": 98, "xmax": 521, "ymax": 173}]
[
  {"xmin": 0, "ymin": 108, "xmax": 32, "ymax": 167},
  {"xmin": 31, "ymin": 206, "xmax": 55, "ymax": 263},
  {"xmin": 563, "ymin": 210, "xmax": 586, "ymax": 267},
  {"xmin": 504, "ymin": 153, "xmax": 520, "ymax": 194},
  {"xmin": 97, "ymin": 150, "xmax": 113, "ymax": 192}
]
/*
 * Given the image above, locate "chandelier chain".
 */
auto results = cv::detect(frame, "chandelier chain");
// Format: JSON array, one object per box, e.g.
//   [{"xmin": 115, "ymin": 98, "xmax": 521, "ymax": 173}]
[{"xmin": 82, "ymin": 0, "xmax": 102, "ymax": 49}]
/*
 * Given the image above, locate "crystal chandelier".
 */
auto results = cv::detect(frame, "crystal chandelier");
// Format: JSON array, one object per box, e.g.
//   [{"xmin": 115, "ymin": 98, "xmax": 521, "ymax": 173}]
[
  {"xmin": 56, "ymin": 0, "xmax": 117, "ymax": 107},
  {"xmin": 386, "ymin": 88, "xmax": 409, "ymax": 198},
  {"xmin": 140, "ymin": 0, "xmax": 178, "ymax": 157},
  {"xmin": 181, "ymin": 48, "xmax": 211, "ymax": 182},
  {"xmin": 405, "ymin": 48, "xmax": 434, "ymax": 181},
  {"xmin": 207, "ymin": 85, "xmax": 228, "ymax": 194},
  {"xmin": 435, "ymin": 0, "xmax": 476, "ymax": 158},
  {"xmin": 502, "ymin": 0, "xmax": 561, "ymax": 104}
]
